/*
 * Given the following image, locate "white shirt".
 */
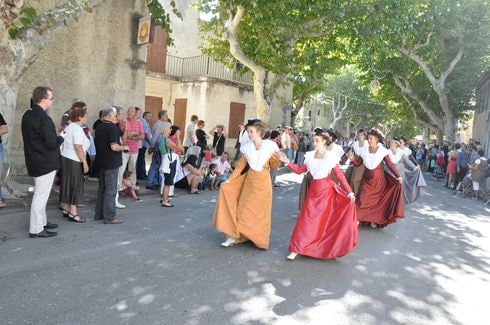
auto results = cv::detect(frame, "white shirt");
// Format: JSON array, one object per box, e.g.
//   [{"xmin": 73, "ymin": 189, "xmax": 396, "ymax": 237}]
[
  {"xmin": 303, "ymin": 150, "xmax": 338, "ymax": 180},
  {"xmin": 62, "ymin": 123, "xmax": 90, "ymax": 162},
  {"xmin": 402, "ymin": 147, "xmax": 412, "ymax": 157},
  {"xmin": 352, "ymin": 140, "xmax": 367, "ymax": 156},
  {"xmin": 241, "ymin": 140, "xmax": 279, "ymax": 171},
  {"xmin": 240, "ymin": 131, "xmax": 251, "ymax": 146},
  {"xmin": 183, "ymin": 122, "xmax": 196, "ymax": 147},
  {"xmin": 475, "ymin": 157, "xmax": 487, "ymax": 165},
  {"xmin": 388, "ymin": 148, "xmax": 404, "ymax": 164},
  {"xmin": 359, "ymin": 145, "xmax": 390, "ymax": 170},
  {"xmin": 332, "ymin": 143, "xmax": 345, "ymax": 160},
  {"xmin": 212, "ymin": 158, "xmax": 232, "ymax": 175}
]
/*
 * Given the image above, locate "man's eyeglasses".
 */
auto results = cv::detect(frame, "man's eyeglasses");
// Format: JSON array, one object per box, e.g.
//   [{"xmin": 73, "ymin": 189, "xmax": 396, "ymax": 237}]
[{"xmin": 44, "ymin": 97, "xmax": 54, "ymax": 101}]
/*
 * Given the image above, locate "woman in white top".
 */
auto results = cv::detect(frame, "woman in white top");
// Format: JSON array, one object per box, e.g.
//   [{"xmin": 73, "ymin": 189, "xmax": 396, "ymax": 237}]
[
  {"xmin": 212, "ymin": 119, "xmax": 280, "ymax": 249},
  {"xmin": 347, "ymin": 128, "xmax": 404, "ymax": 228},
  {"xmin": 174, "ymin": 154, "xmax": 203, "ymax": 194},
  {"xmin": 60, "ymin": 104, "xmax": 90, "ymax": 222},
  {"xmin": 277, "ymin": 129, "xmax": 357, "ymax": 260},
  {"xmin": 388, "ymin": 138, "xmax": 426, "ymax": 203}
]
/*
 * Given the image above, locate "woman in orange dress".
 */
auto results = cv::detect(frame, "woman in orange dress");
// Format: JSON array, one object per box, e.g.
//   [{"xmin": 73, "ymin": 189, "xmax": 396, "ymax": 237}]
[
  {"xmin": 277, "ymin": 129, "xmax": 357, "ymax": 260},
  {"xmin": 212, "ymin": 120, "xmax": 280, "ymax": 249},
  {"xmin": 347, "ymin": 128, "xmax": 404, "ymax": 228}
]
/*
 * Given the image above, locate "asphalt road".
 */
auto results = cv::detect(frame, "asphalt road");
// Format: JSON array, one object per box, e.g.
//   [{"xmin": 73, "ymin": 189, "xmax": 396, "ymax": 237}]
[{"xmin": 0, "ymin": 172, "xmax": 489, "ymax": 325}]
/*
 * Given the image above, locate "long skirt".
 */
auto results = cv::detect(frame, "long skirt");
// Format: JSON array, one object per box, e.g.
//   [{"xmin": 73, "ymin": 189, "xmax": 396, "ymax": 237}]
[
  {"xmin": 60, "ymin": 156, "xmax": 85, "ymax": 205},
  {"xmin": 289, "ymin": 177, "xmax": 358, "ymax": 259},
  {"xmin": 350, "ymin": 164, "xmax": 365, "ymax": 194},
  {"xmin": 356, "ymin": 164, "xmax": 404, "ymax": 227},
  {"xmin": 404, "ymin": 168, "xmax": 426, "ymax": 203},
  {"xmin": 212, "ymin": 168, "xmax": 273, "ymax": 249}
]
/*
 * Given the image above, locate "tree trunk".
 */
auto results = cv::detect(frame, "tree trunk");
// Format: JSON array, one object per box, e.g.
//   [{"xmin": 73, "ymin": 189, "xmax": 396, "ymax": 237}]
[
  {"xmin": 443, "ymin": 112, "xmax": 456, "ymax": 144},
  {"xmin": 290, "ymin": 95, "xmax": 305, "ymax": 129},
  {"xmin": 252, "ymin": 70, "xmax": 272, "ymax": 122},
  {"xmin": 435, "ymin": 128, "xmax": 443, "ymax": 144}
]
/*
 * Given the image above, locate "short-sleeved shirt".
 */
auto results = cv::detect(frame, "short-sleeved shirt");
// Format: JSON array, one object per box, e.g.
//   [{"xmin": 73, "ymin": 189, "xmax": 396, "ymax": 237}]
[
  {"xmin": 184, "ymin": 122, "xmax": 196, "ymax": 147},
  {"xmin": 122, "ymin": 118, "xmax": 144, "ymax": 154},
  {"xmin": 62, "ymin": 123, "xmax": 90, "ymax": 162},
  {"xmin": 0, "ymin": 112, "xmax": 6, "ymax": 144},
  {"xmin": 212, "ymin": 158, "xmax": 232, "ymax": 175},
  {"xmin": 158, "ymin": 137, "xmax": 172, "ymax": 155},
  {"xmin": 95, "ymin": 121, "xmax": 122, "ymax": 170},
  {"xmin": 141, "ymin": 118, "xmax": 152, "ymax": 148}
]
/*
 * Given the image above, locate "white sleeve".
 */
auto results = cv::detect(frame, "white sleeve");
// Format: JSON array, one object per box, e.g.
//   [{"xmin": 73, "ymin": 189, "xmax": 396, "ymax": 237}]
[{"xmin": 73, "ymin": 126, "xmax": 86, "ymax": 145}]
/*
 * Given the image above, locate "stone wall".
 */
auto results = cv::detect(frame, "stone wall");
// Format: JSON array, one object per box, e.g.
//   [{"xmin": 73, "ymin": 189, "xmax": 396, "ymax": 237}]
[{"xmin": 11, "ymin": 0, "xmax": 147, "ymax": 174}]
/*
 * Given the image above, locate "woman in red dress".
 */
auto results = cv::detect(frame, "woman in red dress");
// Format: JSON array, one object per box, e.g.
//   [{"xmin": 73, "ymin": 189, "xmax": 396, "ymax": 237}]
[
  {"xmin": 276, "ymin": 129, "xmax": 357, "ymax": 260},
  {"xmin": 347, "ymin": 128, "xmax": 404, "ymax": 228}
]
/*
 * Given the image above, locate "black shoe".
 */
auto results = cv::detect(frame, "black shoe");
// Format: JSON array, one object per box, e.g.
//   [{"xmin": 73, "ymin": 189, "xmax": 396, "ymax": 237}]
[
  {"xmin": 29, "ymin": 230, "xmax": 57, "ymax": 238},
  {"xmin": 44, "ymin": 222, "xmax": 58, "ymax": 229}
]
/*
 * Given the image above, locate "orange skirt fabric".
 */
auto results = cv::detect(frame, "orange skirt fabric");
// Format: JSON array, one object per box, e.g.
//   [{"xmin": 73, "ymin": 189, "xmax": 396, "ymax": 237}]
[{"xmin": 212, "ymin": 156, "xmax": 280, "ymax": 249}]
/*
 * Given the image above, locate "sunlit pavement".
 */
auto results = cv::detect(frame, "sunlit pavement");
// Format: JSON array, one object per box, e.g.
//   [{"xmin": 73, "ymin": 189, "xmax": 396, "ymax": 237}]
[{"xmin": 0, "ymin": 171, "xmax": 488, "ymax": 324}]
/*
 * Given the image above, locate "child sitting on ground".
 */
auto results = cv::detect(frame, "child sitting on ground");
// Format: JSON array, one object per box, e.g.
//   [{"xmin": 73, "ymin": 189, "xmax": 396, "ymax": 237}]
[
  {"xmin": 121, "ymin": 170, "xmax": 143, "ymax": 202},
  {"xmin": 199, "ymin": 163, "xmax": 219, "ymax": 191},
  {"xmin": 207, "ymin": 163, "xmax": 220, "ymax": 190}
]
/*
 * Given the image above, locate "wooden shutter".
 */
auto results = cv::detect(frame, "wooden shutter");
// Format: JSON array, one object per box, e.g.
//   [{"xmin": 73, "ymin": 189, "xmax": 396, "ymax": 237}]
[
  {"xmin": 145, "ymin": 96, "xmax": 163, "ymax": 128},
  {"xmin": 147, "ymin": 27, "xmax": 167, "ymax": 73},
  {"xmin": 174, "ymin": 99, "xmax": 187, "ymax": 142},
  {"xmin": 228, "ymin": 102, "xmax": 246, "ymax": 139}
]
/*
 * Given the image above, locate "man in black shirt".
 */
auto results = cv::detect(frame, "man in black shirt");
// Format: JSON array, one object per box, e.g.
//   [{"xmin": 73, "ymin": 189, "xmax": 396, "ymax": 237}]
[
  {"xmin": 21, "ymin": 86, "xmax": 64, "ymax": 238},
  {"xmin": 94, "ymin": 106, "xmax": 128, "ymax": 224}
]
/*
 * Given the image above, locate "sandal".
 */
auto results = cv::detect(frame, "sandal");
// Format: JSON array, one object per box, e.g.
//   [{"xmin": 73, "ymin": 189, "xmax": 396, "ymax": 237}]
[
  {"xmin": 68, "ymin": 214, "xmax": 86, "ymax": 223},
  {"xmin": 161, "ymin": 202, "xmax": 174, "ymax": 207},
  {"xmin": 62, "ymin": 209, "xmax": 70, "ymax": 218},
  {"xmin": 190, "ymin": 190, "xmax": 201, "ymax": 194},
  {"xmin": 0, "ymin": 200, "xmax": 6, "ymax": 208}
]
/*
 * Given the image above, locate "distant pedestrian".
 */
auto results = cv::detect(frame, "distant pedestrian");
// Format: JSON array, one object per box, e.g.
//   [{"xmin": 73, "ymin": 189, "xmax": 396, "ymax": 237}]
[
  {"xmin": 183, "ymin": 114, "xmax": 198, "ymax": 155},
  {"xmin": 136, "ymin": 111, "xmax": 152, "ymax": 180},
  {"xmin": 146, "ymin": 110, "xmax": 168, "ymax": 190},
  {"xmin": 21, "ymin": 86, "xmax": 64, "ymax": 238}
]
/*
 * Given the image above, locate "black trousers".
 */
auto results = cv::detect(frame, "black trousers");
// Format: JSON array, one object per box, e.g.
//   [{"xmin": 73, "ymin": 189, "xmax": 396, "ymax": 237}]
[
  {"xmin": 454, "ymin": 166, "xmax": 468, "ymax": 188},
  {"xmin": 136, "ymin": 147, "xmax": 147, "ymax": 179}
]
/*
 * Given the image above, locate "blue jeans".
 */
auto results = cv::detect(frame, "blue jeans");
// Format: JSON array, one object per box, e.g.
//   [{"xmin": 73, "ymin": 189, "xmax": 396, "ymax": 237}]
[
  {"xmin": 146, "ymin": 150, "xmax": 161, "ymax": 187},
  {"xmin": 95, "ymin": 168, "xmax": 118, "ymax": 221},
  {"xmin": 283, "ymin": 148, "xmax": 293, "ymax": 161}
]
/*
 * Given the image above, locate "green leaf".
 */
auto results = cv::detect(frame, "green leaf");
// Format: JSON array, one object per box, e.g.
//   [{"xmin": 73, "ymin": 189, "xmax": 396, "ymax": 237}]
[
  {"xmin": 8, "ymin": 26, "xmax": 19, "ymax": 39},
  {"xmin": 20, "ymin": 6, "xmax": 37, "ymax": 20},
  {"xmin": 19, "ymin": 17, "xmax": 32, "ymax": 26}
]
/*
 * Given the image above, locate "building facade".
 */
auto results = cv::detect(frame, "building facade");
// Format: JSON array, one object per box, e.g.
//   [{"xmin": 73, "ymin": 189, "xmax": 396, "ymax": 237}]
[
  {"xmin": 10, "ymin": 0, "xmax": 147, "ymax": 174},
  {"xmin": 144, "ymin": 1, "xmax": 292, "ymax": 147},
  {"xmin": 473, "ymin": 70, "xmax": 490, "ymax": 156}
]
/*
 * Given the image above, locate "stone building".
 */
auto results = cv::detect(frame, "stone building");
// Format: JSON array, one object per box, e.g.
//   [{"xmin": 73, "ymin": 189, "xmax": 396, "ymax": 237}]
[
  {"xmin": 144, "ymin": 1, "xmax": 292, "ymax": 146},
  {"xmin": 10, "ymin": 0, "xmax": 148, "ymax": 174},
  {"xmin": 473, "ymin": 70, "xmax": 490, "ymax": 156}
]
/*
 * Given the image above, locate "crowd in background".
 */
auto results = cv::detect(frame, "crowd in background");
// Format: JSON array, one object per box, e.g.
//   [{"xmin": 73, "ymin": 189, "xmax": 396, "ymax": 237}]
[{"xmin": 12, "ymin": 85, "xmax": 490, "ymax": 238}]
